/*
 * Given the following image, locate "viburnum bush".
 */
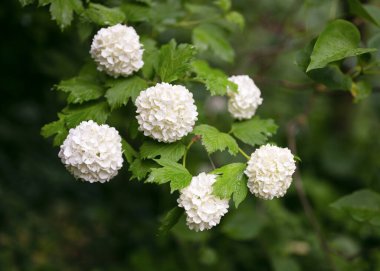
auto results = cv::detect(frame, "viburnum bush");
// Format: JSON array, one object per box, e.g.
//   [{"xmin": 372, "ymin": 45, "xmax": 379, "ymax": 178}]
[{"xmin": 20, "ymin": 0, "xmax": 380, "ymax": 237}]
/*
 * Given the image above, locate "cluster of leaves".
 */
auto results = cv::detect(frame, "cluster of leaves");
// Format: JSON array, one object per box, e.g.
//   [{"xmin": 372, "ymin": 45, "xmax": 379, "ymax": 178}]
[{"xmin": 296, "ymin": 0, "xmax": 380, "ymax": 102}]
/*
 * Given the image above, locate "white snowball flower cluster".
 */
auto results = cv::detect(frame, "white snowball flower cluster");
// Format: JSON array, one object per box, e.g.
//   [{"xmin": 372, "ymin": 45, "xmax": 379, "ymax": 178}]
[
  {"xmin": 58, "ymin": 120, "xmax": 123, "ymax": 183},
  {"xmin": 135, "ymin": 83, "xmax": 198, "ymax": 143},
  {"xmin": 245, "ymin": 144, "xmax": 296, "ymax": 199},
  {"xmin": 227, "ymin": 75, "xmax": 263, "ymax": 120},
  {"xmin": 178, "ymin": 173, "xmax": 229, "ymax": 231},
  {"xmin": 90, "ymin": 24, "xmax": 144, "ymax": 77}
]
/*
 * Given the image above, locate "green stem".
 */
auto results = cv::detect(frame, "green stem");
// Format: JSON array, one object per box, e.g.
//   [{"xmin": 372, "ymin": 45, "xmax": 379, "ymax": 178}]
[
  {"xmin": 182, "ymin": 138, "xmax": 197, "ymax": 167},
  {"xmin": 238, "ymin": 148, "xmax": 250, "ymax": 160}
]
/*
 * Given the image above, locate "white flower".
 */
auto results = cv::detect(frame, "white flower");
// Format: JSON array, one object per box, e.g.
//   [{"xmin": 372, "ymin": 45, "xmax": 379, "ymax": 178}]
[
  {"xmin": 227, "ymin": 75, "xmax": 263, "ymax": 120},
  {"xmin": 135, "ymin": 83, "xmax": 198, "ymax": 143},
  {"xmin": 178, "ymin": 173, "xmax": 229, "ymax": 231},
  {"xmin": 90, "ymin": 24, "xmax": 144, "ymax": 77},
  {"xmin": 245, "ymin": 144, "xmax": 296, "ymax": 199},
  {"xmin": 58, "ymin": 120, "xmax": 123, "ymax": 183}
]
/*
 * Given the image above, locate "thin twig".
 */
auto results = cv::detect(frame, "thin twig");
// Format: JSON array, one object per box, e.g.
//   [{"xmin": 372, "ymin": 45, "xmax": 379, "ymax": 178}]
[{"xmin": 286, "ymin": 119, "xmax": 338, "ymax": 271}]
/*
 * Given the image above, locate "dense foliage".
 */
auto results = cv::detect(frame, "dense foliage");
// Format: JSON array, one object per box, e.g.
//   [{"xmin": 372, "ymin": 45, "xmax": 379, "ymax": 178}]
[{"xmin": 1, "ymin": 0, "xmax": 380, "ymax": 270}]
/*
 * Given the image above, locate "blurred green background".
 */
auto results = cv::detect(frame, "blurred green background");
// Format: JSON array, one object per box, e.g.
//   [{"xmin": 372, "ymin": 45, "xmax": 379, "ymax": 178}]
[{"xmin": 1, "ymin": 0, "xmax": 380, "ymax": 270}]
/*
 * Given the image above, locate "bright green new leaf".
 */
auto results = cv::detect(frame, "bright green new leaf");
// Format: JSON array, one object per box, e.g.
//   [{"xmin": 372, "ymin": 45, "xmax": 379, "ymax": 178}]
[
  {"xmin": 212, "ymin": 163, "xmax": 248, "ymax": 207},
  {"xmin": 40, "ymin": 114, "xmax": 68, "ymax": 146},
  {"xmin": 331, "ymin": 189, "xmax": 380, "ymax": 226},
  {"xmin": 140, "ymin": 141, "xmax": 186, "ymax": 162},
  {"xmin": 348, "ymin": 0, "xmax": 379, "ymax": 26},
  {"xmin": 351, "ymin": 81, "xmax": 372, "ymax": 102},
  {"xmin": 158, "ymin": 40, "xmax": 196, "ymax": 82},
  {"xmin": 62, "ymin": 101, "xmax": 110, "ymax": 128},
  {"xmin": 121, "ymin": 139, "xmax": 138, "ymax": 164},
  {"xmin": 105, "ymin": 76, "xmax": 148, "ymax": 110},
  {"xmin": 146, "ymin": 159, "xmax": 192, "ymax": 192},
  {"xmin": 49, "ymin": 0, "xmax": 83, "ymax": 30},
  {"xmin": 191, "ymin": 60, "xmax": 237, "ymax": 96},
  {"xmin": 307, "ymin": 19, "xmax": 377, "ymax": 72},
  {"xmin": 231, "ymin": 117, "xmax": 278, "ymax": 147},
  {"xmin": 193, "ymin": 124, "xmax": 238, "ymax": 155},
  {"xmin": 82, "ymin": 3, "xmax": 126, "ymax": 26},
  {"xmin": 158, "ymin": 206, "xmax": 184, "ymax": 235},
  {"xmin": 129, "ymin": 158, "xmax": 157, "ymax": 181},
  {"xmin": 193, "ymin": 24, "xmax": 234, "ymax": 63},
  {"xmin": 56, "ymin": 77, "xmax": 104, "ymax": 104}
]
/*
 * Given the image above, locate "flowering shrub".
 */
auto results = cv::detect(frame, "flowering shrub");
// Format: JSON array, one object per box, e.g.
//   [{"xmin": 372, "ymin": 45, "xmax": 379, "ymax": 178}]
[{"xmin": 22, "ymin": 0, "xmax": 380, "ymax": 244}]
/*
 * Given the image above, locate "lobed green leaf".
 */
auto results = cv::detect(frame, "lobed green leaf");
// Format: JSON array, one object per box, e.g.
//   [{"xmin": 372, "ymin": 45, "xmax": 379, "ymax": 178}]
[
  {"xmin": 82, "ymin": 3, "xmax": 125, "ymax": 26},
  {"xmin": 230, "ymin": 117, "xmax": 278, "ymax": 147},
  {"xmin": 212, "ymin": 163, "xmax": 248, "ymax": 207},
  {"xmin": 140, "ymin": 141, "xmax": 186, "ymax": 162},
  {"xmin": 193, "ymin": 124, "xmax": 238, "ymax": 155},
  {"xmin": 146, "ymin": 159, "xmax": 192, "ymax": 192}
]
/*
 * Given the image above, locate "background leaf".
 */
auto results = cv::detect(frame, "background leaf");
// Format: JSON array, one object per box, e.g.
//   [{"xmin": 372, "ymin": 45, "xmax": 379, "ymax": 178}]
[
  {"xmin": 158, "ymin": 207, "xmax": 184, "ymax": 235},
  {"xmin": 307, "ymin": 19, "xmax": 376, "ymax": 71},
  {"xmin": 82, "ymin": 3, "xmax": 125, "ymax": 26}
]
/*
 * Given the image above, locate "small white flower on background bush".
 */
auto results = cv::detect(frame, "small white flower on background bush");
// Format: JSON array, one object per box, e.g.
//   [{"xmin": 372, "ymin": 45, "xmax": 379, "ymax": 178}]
[
  {"xmin": 58, "ymin": 120, "xmax": 123, "ymax": 183},
  {"xmin": 227, "ymin": 75, "xmax": 263, "ymax": 120},
  {"xmin": 177, "ymin": 173, "xmax": 229, "ymax": 231},
  {"xmin": 135, "ymin": 83, "xmax": 198, "ymax": 143},
  {"xmin": 90, "ymin": 24, "xmax": 144, "ymax": 77},
  {"xmin": 245, "ymin": 144, "xmax": 296, "ymax": 200}
]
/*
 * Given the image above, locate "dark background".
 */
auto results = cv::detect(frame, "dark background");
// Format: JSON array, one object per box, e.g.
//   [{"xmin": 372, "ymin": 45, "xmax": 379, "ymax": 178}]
[{"xmin": 1, "ymin": 0, "xmax": 380, "ymax": 270}]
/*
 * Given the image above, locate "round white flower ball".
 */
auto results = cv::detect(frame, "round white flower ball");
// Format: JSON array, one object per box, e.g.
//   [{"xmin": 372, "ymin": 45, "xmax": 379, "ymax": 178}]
[
  {"xmin": 135, "ymin": 83, "xmax": 198, "ymax": 143},
  {"xmin": 245, "ymin": 144, "xmax": 296, "ymax": 199},
  {"xmin": 90, "ymin": 24, "xmax": 144, "ymax": 77},
  {"xmin": 178, "ymin": 173, "xmax": 229, "ymax": 231},
  {"xmin": 58, "ymin": 120, "xmax": 123, "ymax": 183},
  {"xmin": 227, "ymin": 75, "xmax": 263, "ymax": 120}
]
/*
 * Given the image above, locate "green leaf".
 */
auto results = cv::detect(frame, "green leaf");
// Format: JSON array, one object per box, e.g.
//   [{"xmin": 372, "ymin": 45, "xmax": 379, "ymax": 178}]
[
  {"xmin": 348, "ymin": 0, "xmax": 379, "ymax": 26},
  {"xmin": 193, "ymin": 24, "xmax": 234, "ymax": 63},
  {"xmin": 307, "ymin": 19, "xmax": 377, "ymax": 72},
  {"xmin": 40, "ymin": 114, "xmax": 68, "ymax": 146},
  {"xmin": 129, "ymin": 158, "xmax": 157, "ymax": 181},
  {"xmin": 121, "ymin": 139, "xmax": 138, "ymax": 164},
  {"xmin": 191, "ymin": 60, "xmax": 237, "ymax": 96},
  {"xmin": 146, "ymin": 159, "xmax": 192, "ymax": 192},
  {"xmin": 105, "ymin": 76, "xmax": 148, "ymax": 110},
  {"xmin": 308, "ymin": 65, "xmax": 353, "ymax": 90},
  {"xmin": 121, "ymin": 3, "xmax": 151, "ymax": 22},
  {"xmin": 56, "ymin": 77, "xmax": 104, "ymax": 104},
  {"xmin": 158, "ymin": 40, "xmax": 196, "ymax": 83},
  {"xmin": 221, "ymin": 200, "xmax": 266, "ymax": 240},
  {"xmin": 82, "ymin": 3, "xmax": 125, "ymax": 26},
  {"xmin": 212, "ymin": 163, "xmax": 248, "ymax": 207},
  {"xmin": 158, "ymin": 207, "xmax": 184, "ymax": 235},
  {"xmin": 231, "ymin": 117, "xmax": 278, "ymax": 147},
  {"xmin": 214, "ymin": 0, "xmax": 231, "ymax": 11},
  {"xmin": 226, "ymin": 11, "xmax": 245, "ymax": 30},
  {"xmin": 62, "ymin": 101, "xmax": 110, "ymax": 128},
  {"xmin": 193, "ymin": 124, "xmax": 238, "ymax": 155},
  {"xmin": 49, "ymin": 0, "xmax": 83, "ymax": 30},
  {"xmin": 19, "ymin": 0, "xmax": 35, "ymax": 6},
  {"xmin": 140, "ymin": 141, "xmax": 186, "ymax": 162},
  {"xmin": 351, "ymin": 81, "xmax": 372, "ymax": 102},
  {"xmin": 141, "ymin": 38, "xmax": 159, "ymax": 80},
  {"xmin": 331, "ymin": 189, "xmax": 380, "ymax": 226}
]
